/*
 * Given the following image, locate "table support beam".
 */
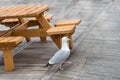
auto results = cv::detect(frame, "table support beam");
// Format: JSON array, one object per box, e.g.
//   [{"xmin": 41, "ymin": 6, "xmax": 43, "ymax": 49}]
[
  {"xmin": 36, "ymin": 14, "xmax": 62, "ymax": 48},
  {"xmin": 12, "ymin": 29, "xmax": 47, "ymax": 37},
  {"xmin": 18, "ymin": 18, "xmax": 30, "ymax": 42}
]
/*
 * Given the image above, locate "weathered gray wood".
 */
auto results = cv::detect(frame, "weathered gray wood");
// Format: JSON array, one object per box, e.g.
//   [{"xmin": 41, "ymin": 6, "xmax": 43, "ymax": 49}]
[{"xmin": 1, "ymin": 0, "xmax": 120, "ymax": 80}]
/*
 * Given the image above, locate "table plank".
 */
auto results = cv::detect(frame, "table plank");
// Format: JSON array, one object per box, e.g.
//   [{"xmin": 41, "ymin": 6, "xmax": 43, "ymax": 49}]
[
  {"xmin": 0, "ymin": 4, "xmax": 49, "ymax": 19},
  {"xmin": 2, "ymin": 6, "xmax": 27, "ymax": 17},
  {"xmin": 8, "ymin": 36, "xmax": 24, "ymax": 45},
  {"xmin": 29, "ymin": 4, "xmax": 49, "ymax": 16},
  {"xmin": 9, "ymin": 4, "xmax": 42, "ymax": 17},
  {"xmin": 0, "ymin": 7, "xmax": 15, "ymax": 15},
  {"xmin": 17, "ymin": 4, "xmax": 43, "ymax": 16}
]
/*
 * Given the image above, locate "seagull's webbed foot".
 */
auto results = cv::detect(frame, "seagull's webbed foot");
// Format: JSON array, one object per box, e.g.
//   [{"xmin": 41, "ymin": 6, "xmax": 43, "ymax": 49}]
[
  {"xmin": 44, "ymin": 63, "xmax": 53, "ymax": 68},
  {"xmin": 58, "ymin": 61, "xmax": 72, "ymax": 71},
  {"xmin": 64, "ymin": 61, "xmax": 72, "ymax": 64},
  {"xmin": 59, "ymin": 65, "xmax": 64, "ymax": 71}
]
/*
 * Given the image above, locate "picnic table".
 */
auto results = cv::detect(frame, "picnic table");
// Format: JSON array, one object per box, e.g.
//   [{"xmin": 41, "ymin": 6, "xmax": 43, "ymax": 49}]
[
  {"xmin": 0, "ymin": 4, "xmax": 80, "ymax": 71},
  {"xmin": 0, "ymin": 4, "xmax": 53, "ymax": 71}
]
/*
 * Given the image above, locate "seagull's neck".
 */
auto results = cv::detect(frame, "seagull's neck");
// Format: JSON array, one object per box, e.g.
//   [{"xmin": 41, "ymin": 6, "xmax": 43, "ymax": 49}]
[{"xmin": 61, "ymin": 41, "xmax": 70, "ymax": 51}]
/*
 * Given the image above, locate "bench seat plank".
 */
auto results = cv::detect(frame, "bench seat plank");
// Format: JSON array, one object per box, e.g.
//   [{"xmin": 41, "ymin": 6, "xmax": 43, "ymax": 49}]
[
  {"xmin": 55, "ymin": 19, "xmax": 81, "ymax": 26},
  {"xmin": 0, "ymin": 36, "xmax": 24, "ymax": 47},
  {"xmin": 47, "ymin": 25, "xmax": 76, "ymax": 35},
  {"xmin": 8, "ymin": 36, "xmax": 24, "ymax": 44}
]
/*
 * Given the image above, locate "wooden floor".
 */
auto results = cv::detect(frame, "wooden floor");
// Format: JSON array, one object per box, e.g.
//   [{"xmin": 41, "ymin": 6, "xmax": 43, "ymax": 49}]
[{"xmin": 0, "ymin": 0, "xmax": 120, "ymax": 80}]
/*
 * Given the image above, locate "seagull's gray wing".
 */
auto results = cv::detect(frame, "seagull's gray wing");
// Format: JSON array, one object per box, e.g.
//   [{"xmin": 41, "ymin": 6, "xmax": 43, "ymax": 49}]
[{"xmin": 49, "ymin": 50, "xmax": 70, "ymax": 64}]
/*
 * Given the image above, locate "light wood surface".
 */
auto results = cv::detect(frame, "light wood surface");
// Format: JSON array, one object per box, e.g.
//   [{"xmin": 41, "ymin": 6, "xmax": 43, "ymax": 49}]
[
  {"xmin": 55, "ymin": 19, "xmax": 81, "ymax": 26},
  {"xmin": 47, "ymin": 25, "xmax": 75, "ymax": 35},
  {"xmin": 0, "ymin": 4, "xmax": 49, "ymax": 19},
  {"xmin": 3, "ymin": 49, "xmax": 14, "ymax": 71},
  {"xmin": 47, "ymin": 25, "xmax": 76, "ymax": 48},
  {"xmin": 0, "ymin": 36, "xmax": 24, "ymax": 48},
  {"xmin": 12, "ymin": 29, "xmax": 47, "ymax": 37},
  {"xmin": 0, "ymin": 14, "xmax": 53, "ymax": 27},
  {"xmin": 0, "ymin": 36, "xmax": 24, "ymax": 71}
]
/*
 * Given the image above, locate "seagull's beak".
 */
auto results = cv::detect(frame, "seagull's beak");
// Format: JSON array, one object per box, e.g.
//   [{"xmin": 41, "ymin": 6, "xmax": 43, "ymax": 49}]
[{"xmin": 68, "ymin": 39, "xmax": 71, "ymax": 41}]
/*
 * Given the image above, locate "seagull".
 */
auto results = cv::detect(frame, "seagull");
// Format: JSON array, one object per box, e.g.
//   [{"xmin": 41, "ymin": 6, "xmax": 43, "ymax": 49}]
[{"xmin": 44, "ymin": 37, "xmax": 71, "ymax": 70}]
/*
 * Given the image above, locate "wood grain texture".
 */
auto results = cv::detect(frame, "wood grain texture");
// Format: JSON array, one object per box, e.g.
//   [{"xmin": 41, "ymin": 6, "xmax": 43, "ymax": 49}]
[
  {"xmin": 0, "ymin": 4, "xmax": 49, "ymax": 19},
  {"xmin": 3, "ymin": 49, "xmax": 14, "ymax": 71},
  {"xmin": 55, "ymin": 19, "xmax": 81, "ymax": 26},
  {"xmin": 46, "ymin": 25, "xmax": 75, "ymax": 35},
  {"xmin": 12, "ymin": 29, "xmax": 47, "ymax": 37}
]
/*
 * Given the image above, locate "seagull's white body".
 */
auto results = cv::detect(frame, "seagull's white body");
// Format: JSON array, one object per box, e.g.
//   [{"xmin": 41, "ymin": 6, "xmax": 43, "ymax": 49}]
[
  {"xmin": 49, "ymin": 49, "xmax": 70, "ymax": 64},
  {"xmin": 49, "ymin": 37, "xmax": 70, "ymax": 64},
  {"xmin": 45, "ymin": 37, "xmax": 70, "ymax": 68}
]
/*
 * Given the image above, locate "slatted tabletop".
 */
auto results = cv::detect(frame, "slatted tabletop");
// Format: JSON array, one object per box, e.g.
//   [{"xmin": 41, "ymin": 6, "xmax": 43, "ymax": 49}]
[{"xmin": 0, "ymin": 4, "xmax": 49, "ymax": 19}]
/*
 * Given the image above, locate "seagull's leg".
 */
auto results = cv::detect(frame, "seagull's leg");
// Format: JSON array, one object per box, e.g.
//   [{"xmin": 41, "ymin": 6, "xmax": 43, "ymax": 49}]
[
  {"xmin": 59, "ymin": 63, "xmax": 64, "ymax": 70},
  {"xmin": 58, "ymin": 61, "xmax": 72, "ymax": 71},
  {"xmin": 47, "ymin": 65, "xmax": 53, "ymax": 69},
  {"xmin": 58, "ymin": 62, "xmax": 65, "ymax": 70},
  {"xmin": 64, "ymin": 61, "xmax": 72, "ymax": 64}
]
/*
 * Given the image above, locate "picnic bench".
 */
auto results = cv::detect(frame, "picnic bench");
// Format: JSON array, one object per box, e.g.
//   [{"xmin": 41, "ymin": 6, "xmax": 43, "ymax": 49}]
[
  {"xmin": 47, "ymin": 19, "xmax": 81, "ymax": 48},
  {"xmin": 0, "ymin": 4, "xmax": 81, "ymax": 71}
]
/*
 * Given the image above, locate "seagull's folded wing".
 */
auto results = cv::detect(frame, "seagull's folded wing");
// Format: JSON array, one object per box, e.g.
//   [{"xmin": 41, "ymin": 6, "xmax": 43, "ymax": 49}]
[{"xmin": 49, "ymin": 50, "xmax": 70, "ymax": 64}]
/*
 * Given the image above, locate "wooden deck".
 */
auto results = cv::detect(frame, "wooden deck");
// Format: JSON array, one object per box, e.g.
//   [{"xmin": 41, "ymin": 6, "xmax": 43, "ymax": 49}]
[{"xmin": 0, "ymin": 0, "xmax": 120, "ymax": 80}]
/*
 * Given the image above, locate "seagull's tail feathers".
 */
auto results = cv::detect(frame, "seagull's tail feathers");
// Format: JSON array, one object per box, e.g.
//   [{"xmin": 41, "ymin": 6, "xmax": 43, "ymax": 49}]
[{"xmin": 44, "ymin": 63, "xmax": 53, "ymax": 67}]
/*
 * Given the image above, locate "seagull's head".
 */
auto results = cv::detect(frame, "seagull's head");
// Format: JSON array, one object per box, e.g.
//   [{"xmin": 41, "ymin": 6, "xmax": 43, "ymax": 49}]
[
  {"xmin": 61, "ymin": 37, "xmax": 70, "ymax": 50},
  {"xmin": 62, "ymin": 37, "xmax": 70, "ymax": 43}
]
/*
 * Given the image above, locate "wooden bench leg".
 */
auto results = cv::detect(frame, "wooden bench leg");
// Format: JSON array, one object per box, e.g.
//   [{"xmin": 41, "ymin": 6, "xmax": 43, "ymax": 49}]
[
  {"xmin": 40, "ymin": 37, "xmax": 46, "ymax": 41},
  {"xmin": 3, "ymin": 49, "xmax": 14, "ymax": 71},
  {"xmin": 68, "ymin": 35, "xmax": 73, "ymax": 49},
  {"xmin": 26, "ymin": 37, "xmax": 31, "ymax": 42},
  {"xmin": 38, "ymin": 25, "xmax": 47, "ymax": 41},
  {"xmin": 51, "ymin": 35, "xmax": 62, "ymax": 49},
  {"xmin": 51, "ymin": 35, "xmax": 73, "ymax": 49}
]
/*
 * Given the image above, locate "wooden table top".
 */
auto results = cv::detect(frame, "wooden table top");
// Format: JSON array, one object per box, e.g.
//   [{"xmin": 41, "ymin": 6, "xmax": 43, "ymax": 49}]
[{"xmin": 0, "ymin": 4, "xmax": 49, "ymax": 19}]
